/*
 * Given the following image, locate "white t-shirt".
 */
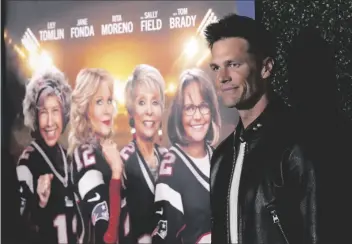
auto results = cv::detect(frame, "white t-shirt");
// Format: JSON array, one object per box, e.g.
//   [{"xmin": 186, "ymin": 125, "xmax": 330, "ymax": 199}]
[
  {"xmin": 229, "ymin": 142, "xmax": 246, "ymax": 243},
  {"xmin": 188, "ymin": 153, "xmax": 210, "ymax": 177}
]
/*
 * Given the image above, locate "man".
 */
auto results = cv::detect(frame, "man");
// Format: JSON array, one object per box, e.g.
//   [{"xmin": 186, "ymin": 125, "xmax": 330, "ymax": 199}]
[{"xmin": 205, "ymin": 14, "xmax": 318, "ymax": 244}]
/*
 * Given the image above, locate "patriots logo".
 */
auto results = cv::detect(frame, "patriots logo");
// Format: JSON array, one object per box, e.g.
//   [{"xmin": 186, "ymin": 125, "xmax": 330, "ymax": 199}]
[
  {"xmin": 155, "ymin": 220, "xmax": 167, "ymax": 239},
  {"xmin": 91, "ymin": 201, "xmax": 109, "ymax": 225}
]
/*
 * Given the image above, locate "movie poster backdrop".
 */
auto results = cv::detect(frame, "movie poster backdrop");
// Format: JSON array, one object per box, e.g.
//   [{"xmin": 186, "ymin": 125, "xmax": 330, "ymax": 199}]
[
  {"xmin": 4, "ymin": 1, "xmax": 254, "ymax": 243},
  {"xmin": 5, "ymin": 1, "xmax": 254, "ymax": 155}
]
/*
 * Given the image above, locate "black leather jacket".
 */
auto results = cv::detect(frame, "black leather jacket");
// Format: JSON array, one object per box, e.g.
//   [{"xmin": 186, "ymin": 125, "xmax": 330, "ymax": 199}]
[{"xmin": 210, "ymin": 99, "xmax": 318, "ymax": 244}]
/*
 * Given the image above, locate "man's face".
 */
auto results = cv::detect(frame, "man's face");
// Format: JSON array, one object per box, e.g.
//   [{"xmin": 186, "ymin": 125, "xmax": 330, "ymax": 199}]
[{"xmin": 210, "ymin": 37, "xmax": 267, "ymax": 110}]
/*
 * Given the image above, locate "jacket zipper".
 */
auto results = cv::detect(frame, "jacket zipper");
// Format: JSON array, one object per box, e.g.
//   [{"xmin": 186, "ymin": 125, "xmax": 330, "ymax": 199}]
[{"xmin": 270, "ymin": 210, "xmax": 290, "ymax": 244}]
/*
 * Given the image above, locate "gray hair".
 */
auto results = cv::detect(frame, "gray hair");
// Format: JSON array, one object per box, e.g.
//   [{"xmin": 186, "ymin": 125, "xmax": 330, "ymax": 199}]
[
  {"xmin": 125, "ymin": 64, "xmax": 165, "ymax": 116},
  {"xmin": 22, "ymin": 67, "xmax": 72, "ymax": 132}
]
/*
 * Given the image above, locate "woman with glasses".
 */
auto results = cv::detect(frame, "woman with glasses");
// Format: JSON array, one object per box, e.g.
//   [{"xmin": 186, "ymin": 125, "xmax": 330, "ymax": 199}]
[{"xmin": 152, "ymin": 68, "xmax": 221, "ymax": 244}]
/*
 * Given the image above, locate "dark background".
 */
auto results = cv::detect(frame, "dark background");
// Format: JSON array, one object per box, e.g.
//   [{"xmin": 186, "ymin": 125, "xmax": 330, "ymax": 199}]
[
  {"xmin": 2, "ymin": 0, "xmax": 352, "ymax": 243},
  {"xmin": 259, "ymin": 0, "xmax": 352, "ymax": 119}
]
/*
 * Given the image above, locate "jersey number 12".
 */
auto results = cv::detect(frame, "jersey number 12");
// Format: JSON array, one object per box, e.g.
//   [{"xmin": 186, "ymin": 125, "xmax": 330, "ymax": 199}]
[{"xmin": 75, "ymin": 145, "xmax": 96, "ymax": 172}]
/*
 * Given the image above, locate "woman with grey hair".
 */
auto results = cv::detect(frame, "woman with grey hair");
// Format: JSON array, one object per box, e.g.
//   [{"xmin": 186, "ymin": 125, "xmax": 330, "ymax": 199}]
[
  {"xmin": 119, "ymin": 64, "xmax": 168, "ymax": 244},
  {"xmin": 16, "ymin": 67, "xmax": 79, "ymax": 244},
  {"xmin": 153, "ymin": 68, "xmax": 221, "ymax": 244}
]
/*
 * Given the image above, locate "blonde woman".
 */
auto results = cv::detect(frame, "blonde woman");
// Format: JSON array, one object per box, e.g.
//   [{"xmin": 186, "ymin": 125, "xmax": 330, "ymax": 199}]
[
  {"xmin": 119, "ymin": 64, "xmax": 168, "ymax": 244},
  {"xmin": 152, "ymin": 68, "xmax": 221, "ymax": 244},
  {"xmin": 16, "ymin": 68, "xmax": 77, "ymax": 244},
  {"xmin": 68, "ymin": 68, "xmax": 123, "ymax": 244}
]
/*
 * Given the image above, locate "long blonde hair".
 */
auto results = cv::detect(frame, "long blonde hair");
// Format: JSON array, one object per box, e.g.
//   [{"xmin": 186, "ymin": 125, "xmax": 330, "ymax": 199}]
[{"xmin": 68, "ymin": 68, "xmax": 115, "ymax": 155}]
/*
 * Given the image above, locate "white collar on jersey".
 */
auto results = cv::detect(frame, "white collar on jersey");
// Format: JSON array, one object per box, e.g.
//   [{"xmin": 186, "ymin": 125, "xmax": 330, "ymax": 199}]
[
  {"xmin": 171, "ymin": 144, "xmax": 212, "ymax": 192},
  {"xmin": 31, "ymin": 141, "xmax": 68, "ymax": 187}
]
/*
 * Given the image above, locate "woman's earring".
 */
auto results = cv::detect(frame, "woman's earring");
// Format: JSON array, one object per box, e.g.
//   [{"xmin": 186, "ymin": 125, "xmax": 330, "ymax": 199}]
[
  {"xmin": 131, "ymin": 128, "xmax": 136, "ymax": 140},
  {"xmin": 158, "ymin": 123, "xmax": 162, "ymax": 142}
]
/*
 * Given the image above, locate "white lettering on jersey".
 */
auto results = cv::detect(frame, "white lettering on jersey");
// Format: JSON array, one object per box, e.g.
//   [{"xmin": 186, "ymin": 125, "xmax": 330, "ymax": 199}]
[
  {"xmin": 53, "ymin": 214, "xmax": 77, "ymax": 244},
  {"xmin": 74, "ymin": 145, "xmax": 96, "ymax": 172},
  {"xmin": 74, "ymin": 148, "xmax": 83, "ymax": 172},
  {"xmin": 54, "ymin": 214, "xmax": 68, "ymax": 244},
  {"xmin": 159, "ymin": 152, "xmax": 176, "ymax": 176},
  {"xmin": 72, "ymin": 214, "xmax": 77, "ymax": 234},
  {"xmin": 82, "ymin": 145, "xmax": 96, "ymax": 166},
  {"xmin": 120, "ymin": 143, "xmax": 135, "ymax": 161}
]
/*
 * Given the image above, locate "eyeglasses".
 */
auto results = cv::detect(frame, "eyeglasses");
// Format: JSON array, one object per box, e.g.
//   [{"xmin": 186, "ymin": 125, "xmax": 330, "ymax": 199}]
[{"xmin": 183, "ymin": 103, "xmax": 210, "ymax": 116}]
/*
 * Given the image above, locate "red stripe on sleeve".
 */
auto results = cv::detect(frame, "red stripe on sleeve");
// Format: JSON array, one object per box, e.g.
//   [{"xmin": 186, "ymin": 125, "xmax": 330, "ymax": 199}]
[{"xmin": 104, "ymin": 179, "xmax": 121, "ymax": 244}]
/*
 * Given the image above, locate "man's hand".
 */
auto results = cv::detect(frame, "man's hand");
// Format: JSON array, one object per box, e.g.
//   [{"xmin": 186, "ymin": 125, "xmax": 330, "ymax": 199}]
[
  {"xmin": 37, "ymin": 173, "xmax": 54, "ymax": 208},
  {"xmin": 101, "ymin": 139, "xmax": 123, "ymax": 179}
]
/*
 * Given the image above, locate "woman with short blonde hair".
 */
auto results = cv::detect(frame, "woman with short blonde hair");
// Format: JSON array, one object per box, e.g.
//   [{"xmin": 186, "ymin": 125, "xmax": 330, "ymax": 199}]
[
  {"xmin": 69, "ymin": 68, "xmax": 123, "ymax": 244},
  {"xmin": 124, "ymin": 64, "xmax": 165, "ymax": 116},
  {"xmin": 119, "ymin": 64, "xmax": 168, "ymax": 244}
]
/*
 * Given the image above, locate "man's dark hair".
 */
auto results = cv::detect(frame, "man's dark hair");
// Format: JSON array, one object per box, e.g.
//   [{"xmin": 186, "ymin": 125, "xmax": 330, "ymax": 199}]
[{"xmin": 204, "ymin": 14, "xmax": 275, "ymax": 60}]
